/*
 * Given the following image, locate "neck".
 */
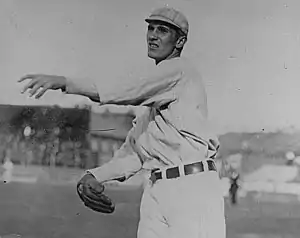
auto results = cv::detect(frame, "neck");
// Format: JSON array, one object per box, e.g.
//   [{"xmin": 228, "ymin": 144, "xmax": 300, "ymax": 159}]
[{"xmin": 155, "ymin": 50, "xmax": 181, "ymax": 65}]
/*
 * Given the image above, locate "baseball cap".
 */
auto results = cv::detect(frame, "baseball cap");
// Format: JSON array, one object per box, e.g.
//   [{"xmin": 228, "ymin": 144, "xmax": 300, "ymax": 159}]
[{"xmin": 145, "ymin": 7, "xmax": 189, "ymax": 36}]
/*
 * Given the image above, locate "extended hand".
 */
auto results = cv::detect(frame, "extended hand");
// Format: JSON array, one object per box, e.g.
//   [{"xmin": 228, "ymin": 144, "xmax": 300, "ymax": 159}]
[{"xmin": 18, "ymin": 74, "xmax": 67, "ymax": 99}]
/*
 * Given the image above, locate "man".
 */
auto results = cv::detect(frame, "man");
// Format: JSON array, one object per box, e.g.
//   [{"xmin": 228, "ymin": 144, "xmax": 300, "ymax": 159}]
[
  {"xmin": 229, "ymin": 170, "xmax": 240, "ymax": 205},
  {"xmin": 18, "ymin": 7, "xmax": 226, "ymax": 238}
]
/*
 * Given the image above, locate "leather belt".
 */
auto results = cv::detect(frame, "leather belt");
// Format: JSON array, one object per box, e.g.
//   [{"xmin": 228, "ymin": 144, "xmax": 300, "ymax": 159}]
[{"xmin": 150, "ymin": 160, "xmax": 217, "ymax": 183}]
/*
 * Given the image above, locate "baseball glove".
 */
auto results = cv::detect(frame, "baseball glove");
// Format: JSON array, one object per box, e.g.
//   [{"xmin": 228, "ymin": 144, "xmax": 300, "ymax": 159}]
[{"xmin": 77, "ymin": 173, "xmax": 115, "ymax": 214}]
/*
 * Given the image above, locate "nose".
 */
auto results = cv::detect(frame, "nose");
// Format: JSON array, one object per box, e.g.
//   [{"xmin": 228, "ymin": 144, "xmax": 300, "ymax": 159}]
[
  {"xmin": 149, "ymin": 34, "xmax": 158, "ymax": 41},
  {"xmin": 148, "ymin": 29, "xmax": 159, "ymax": 40}
]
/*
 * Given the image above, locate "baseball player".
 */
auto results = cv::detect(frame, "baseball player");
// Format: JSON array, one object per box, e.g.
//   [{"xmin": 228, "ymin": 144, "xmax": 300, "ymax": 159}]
[{"xmin": 18, "ymin": 7, "xmax": 226, "ymax": 238}]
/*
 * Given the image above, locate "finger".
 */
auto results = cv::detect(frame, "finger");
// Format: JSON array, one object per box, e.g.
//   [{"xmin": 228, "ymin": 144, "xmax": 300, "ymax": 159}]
[
  {"xmin": 82, "ymin": 191, "xmax": 113, "ymax": 207},
  {"xmin": 85, "ymin": 185, "xmax": 113, "ymax": 206},
  {"xmin": 84, "ymin": 192, "xmax": 113, "ymax": 206},
  {"xmin": 81, "ymin": 193, "xmax": 115, "ymax": 212},
  {"xmin": 98, "ymin": 194, "xmax": 113, "ymax": 206},
  {"xmin": 89, "ymin": 182, "xmax": 105, "ymax": 195},
  {"xmin": 35, "ymin": 83, "xmax": 51, "ymax": 99},
  {"xmin": 28, "ymin": 81, "xmax": 45, "ymax": 97},
  {"xmin": 20, "ymin": 79, "xmax": 37, "ymax": 94},
  {"xmin": 85, "ymin": 202, "xmax": 115, "ymax": 213},
  {"xmin": 79, "ymin": 189, "xmax": 114, "ymax": 210},
  {"xmin": 84, "ymin": 200, "xmax": 115, "ymax": 213},
  {"xmin": 18, "ymin": 74, "xmax": 38, "ymax": 83},
  {"xmin": 83, "ymin": 184, "xmax": 106, "ymax": 201},
  {"xmin": 82, "ymin": 194, "xmax": 114, "ymax": 209}
]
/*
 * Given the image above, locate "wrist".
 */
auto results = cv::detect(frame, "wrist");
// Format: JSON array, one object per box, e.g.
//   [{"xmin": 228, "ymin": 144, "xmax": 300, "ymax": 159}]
[
  {"xmin": 60, "ymin": 76, "xmax": 67, "ymax": 92},
  {"xmin": 86, "ymin": 171, "xmax": 96, "ymax": 178}
]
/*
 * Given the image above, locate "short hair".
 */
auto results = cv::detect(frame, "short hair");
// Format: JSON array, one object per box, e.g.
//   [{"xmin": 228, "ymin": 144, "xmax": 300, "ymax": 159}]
[{"xmin": 175, "ymin": 29, "xmax": 186, "ymax": 40}]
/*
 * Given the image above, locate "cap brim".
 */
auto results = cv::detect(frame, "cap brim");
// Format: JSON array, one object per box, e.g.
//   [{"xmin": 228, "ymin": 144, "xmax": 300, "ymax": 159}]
[{"xmin": 145, "ymin": 16, "xmax": 183, "ymax": 33}]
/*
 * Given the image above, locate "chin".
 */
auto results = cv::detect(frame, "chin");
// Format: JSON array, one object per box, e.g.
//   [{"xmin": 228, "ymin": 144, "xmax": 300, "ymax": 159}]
[
  {"xmin": 147, "ymin": 51, "xmax": 155, "ymax": 58},
  {"xmin": 147, "ymin": 51, "xmax": 160, "ymax": 62}
]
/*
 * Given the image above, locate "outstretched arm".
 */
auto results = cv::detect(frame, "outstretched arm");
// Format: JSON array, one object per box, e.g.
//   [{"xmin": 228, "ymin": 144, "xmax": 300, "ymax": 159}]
[
  {"xmin": 63, "ymin": 77, "xmax": 100, "ymax": 102},
  {"xmin": 62, "ymin": 63, "xmax": 182, "ymax": 106},
  {"xmin": 18, "ymin": 60, "xmax": 182, "ymax": 105},
  {"xmin": 18, "ymin": 74, "xmax": 100, "ymax": 102},
  {"xmin": 96, "ymin": 63, "xmax": 182, "ymax": 106}
]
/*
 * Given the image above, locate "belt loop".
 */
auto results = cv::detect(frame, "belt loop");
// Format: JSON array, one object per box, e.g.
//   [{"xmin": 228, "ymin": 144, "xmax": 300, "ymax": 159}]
[
  {"xmin": 178, "ymin": 164, "xmax": 185, "ymax": 176},
  {"xmin": 203, "ymin": 160, "xmax": 209, "ymax": 171},
  {"xmin": 161, "ymin": 167, "xmax": 167, "ymax": 180}
]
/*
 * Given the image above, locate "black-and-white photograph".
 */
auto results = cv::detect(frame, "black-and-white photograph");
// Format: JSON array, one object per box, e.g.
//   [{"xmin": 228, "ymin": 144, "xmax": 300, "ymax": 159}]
[{"xmin": 1, "ymin": 0, "xmax": 299, "ymax": 237}]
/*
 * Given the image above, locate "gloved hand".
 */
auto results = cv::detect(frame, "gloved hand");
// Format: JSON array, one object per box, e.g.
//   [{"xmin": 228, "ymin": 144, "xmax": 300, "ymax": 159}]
[{"xmin": 76, "ymin": 173, "xmax": 115, "ymax": 214}]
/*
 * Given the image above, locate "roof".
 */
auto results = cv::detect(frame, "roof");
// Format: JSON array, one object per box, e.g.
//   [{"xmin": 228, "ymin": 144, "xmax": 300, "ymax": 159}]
[{"xmin": 89, "ymin": 109, "xmax": 135, "ymax": 140}]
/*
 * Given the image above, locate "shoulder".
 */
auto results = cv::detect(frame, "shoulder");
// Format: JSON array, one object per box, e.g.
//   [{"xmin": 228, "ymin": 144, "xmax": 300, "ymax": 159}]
[
  {"xmin": 182, "ymin": 58, "xmax": 203, "ymax": 78},
  {"xmin": 156, "ymin": 57, "xmax": 199, "ymax": 78},
  {"xmin": 157, "ymin": 57, "xmax": 182, "ymax": 72},
  {"xmin": 169, "ymin": 57, "xmax": 204, "ymax": 82},
  {"xmin": 147, "ymin": 58, "xmax": 184, "ymax": 80},
  {"xmin": 158, "ymin": 57, "xmax": 190, "ymax": 70}
]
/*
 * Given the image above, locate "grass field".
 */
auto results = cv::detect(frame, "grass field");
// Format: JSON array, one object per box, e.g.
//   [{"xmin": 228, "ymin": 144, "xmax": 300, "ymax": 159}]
[{"xmin": 1, "ymin": 182, "xmax": 300, "ymax": 238}]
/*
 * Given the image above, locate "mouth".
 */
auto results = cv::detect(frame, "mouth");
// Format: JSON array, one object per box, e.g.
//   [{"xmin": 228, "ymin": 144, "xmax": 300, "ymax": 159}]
[{"xmin": 148, "ymin": 42, "xmax": 159, "ymax": 49}]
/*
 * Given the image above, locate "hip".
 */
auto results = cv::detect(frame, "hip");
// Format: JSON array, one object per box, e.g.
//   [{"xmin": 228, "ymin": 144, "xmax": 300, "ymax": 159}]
[
  {"xmin": 145, "ymin": 160, "xmax": 223, "ymax": 199},
  {"xmin": 142, "ymin": 167, "xmax": 224, "ymax": 219}
]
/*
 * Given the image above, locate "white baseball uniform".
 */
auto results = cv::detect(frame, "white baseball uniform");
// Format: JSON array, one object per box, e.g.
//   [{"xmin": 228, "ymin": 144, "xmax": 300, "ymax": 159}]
[{"xmin": 66, "ymin": 56, "xmax": 226, "ymax": 238}]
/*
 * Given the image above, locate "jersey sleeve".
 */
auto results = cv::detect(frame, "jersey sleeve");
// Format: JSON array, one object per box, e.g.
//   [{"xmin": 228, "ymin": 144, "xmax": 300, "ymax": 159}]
[
  {"xmin": 96, "ymin": 61, "xmax": 183, "ymax": 106},
  {"xmin": 86, "ymin": 144, "xmax": 143, "ymax": 182},
  {"xmin": 63, "ymin": 77, "xmax": 100, "ymax": 102},
  {"xmin": 86, "ymin": 110, "xmax": 151, "ymax": 182}
]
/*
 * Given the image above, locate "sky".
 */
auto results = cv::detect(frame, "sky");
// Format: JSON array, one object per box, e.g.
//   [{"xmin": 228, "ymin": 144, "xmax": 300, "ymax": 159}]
[{"xmin": 1, "ymin": 0, "xmax": 300, "ymax": 134}]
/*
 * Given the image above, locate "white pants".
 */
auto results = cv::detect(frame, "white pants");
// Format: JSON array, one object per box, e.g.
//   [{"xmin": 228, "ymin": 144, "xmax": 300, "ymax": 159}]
[
  {"xmin": 2, "ymin": 170, "xmax": 13, "ymax": 183},
  {"xmin": 137, "ymin": 170, "xmax": 226, "ymax": 238}
]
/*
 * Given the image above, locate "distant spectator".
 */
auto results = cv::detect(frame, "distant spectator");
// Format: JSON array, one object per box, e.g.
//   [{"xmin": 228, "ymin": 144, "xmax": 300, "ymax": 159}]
[
  {"xmin": 285, "ymin": 151, "xmax": 295, "ymax": 166},
  {"xmin": 229, "ymin": 171, "xmax": 240, "ymax": 205},
  {"xmin": 2, "ymin": 149, "xmax": 14, "ymax": 183}
]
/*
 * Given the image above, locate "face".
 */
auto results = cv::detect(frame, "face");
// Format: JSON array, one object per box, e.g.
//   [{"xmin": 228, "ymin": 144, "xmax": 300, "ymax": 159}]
[{"xmin": 147, "ymin": 21, "xmax": 182, "ymax": 63}]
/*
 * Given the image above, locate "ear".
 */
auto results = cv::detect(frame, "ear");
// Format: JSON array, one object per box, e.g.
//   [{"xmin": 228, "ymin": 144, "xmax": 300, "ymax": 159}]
[{"xmin": 175, "ymin": 35, "xmax": 187, "ymax": 49}]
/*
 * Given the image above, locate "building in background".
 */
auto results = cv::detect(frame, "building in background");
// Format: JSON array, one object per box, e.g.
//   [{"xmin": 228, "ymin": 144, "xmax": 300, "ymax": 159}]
[
  {"xmin": 0, "ymin": 104, "xmax": 90, "ymax": 167},
  {"xmin": 0, "ymin": 104, "xmax": 136, "ymax": 169},
  {"xmin": 88, "ymin": 109, "xmax": 135, "ymax": 167}
]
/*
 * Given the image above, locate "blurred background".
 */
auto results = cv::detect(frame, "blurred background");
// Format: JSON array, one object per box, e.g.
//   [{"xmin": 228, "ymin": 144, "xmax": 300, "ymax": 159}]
[
  {"xmin": 0, "ymin": 104, "xmax": 135, "ymax": 182},
  {"xmin": 0, "ymin": 103, "xmax": 300, "ymax": 238}
]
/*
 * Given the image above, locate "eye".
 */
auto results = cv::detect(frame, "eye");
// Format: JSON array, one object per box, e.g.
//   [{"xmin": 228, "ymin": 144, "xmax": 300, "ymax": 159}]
[
  {"xmin": 148, "ymin": 25, "xmax": 154, "ymax": 31},
  {"xmin": 157, "ymin": 26, "xmax": 169, "ymax": 34}
]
